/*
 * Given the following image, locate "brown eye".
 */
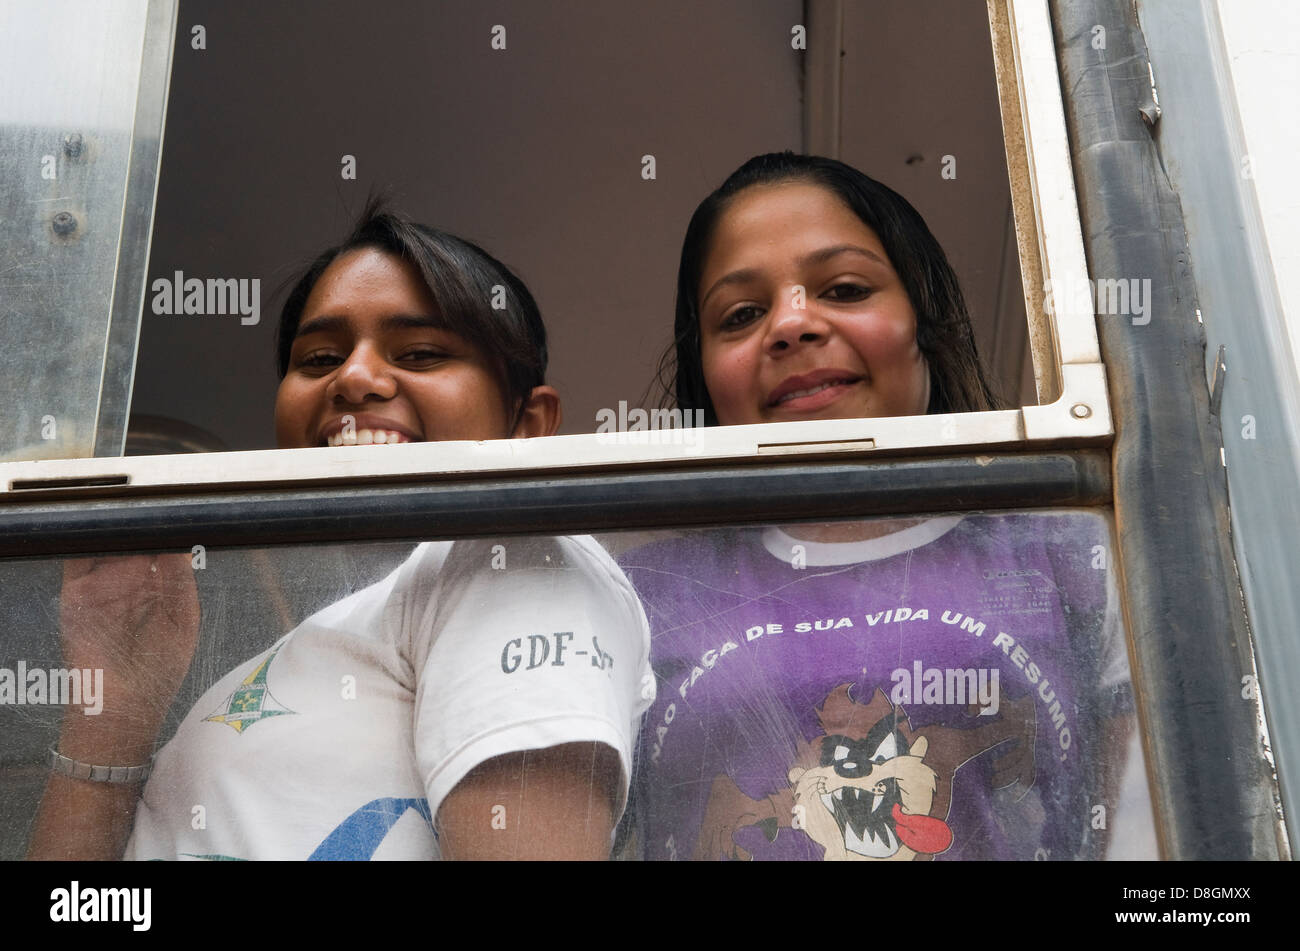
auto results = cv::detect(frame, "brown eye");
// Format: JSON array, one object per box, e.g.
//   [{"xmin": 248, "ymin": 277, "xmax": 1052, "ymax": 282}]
[
  {"xmin": 720, "ymin": 305, "xmax": 764, "ymax": 330},
  {"xmin": 397, "ymin": 348, "xmax": 453, "ymax": 368},
  {"xmin": 824, "ymin": 283, "xmax": 871, "ymax": 302},
  {"xmin": 297, "ymin": 352, "xmax": 343, "ymax": 371}
]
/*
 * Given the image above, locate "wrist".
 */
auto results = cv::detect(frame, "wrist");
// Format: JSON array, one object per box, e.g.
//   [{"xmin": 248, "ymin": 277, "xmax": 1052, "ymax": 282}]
[
  {"xmin": 56, "ymin": 713, "xmax": 162, "ymax": 765},
  {"xmin": 48, "ymin": 748, "xmax": 152, "ymax": 785}
]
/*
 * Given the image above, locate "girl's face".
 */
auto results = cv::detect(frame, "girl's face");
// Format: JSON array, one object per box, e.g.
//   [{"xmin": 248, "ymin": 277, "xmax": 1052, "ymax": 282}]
[
  {"xmin": 275, "ymin": 247, "xmax": 518, "ymax": 449},
  {"xmin": 696, "ymin": 182, "xmax": 930, "ymax": 426}
]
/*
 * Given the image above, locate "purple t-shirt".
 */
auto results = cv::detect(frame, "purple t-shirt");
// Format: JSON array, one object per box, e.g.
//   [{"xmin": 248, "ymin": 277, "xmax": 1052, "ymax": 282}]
[{"xmin": 619, "ymin": 512, "xmax": 1129, "ymax": 861}]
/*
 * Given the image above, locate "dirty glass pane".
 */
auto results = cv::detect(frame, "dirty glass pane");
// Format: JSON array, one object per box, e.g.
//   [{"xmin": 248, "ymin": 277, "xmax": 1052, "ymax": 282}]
[
  {"xmin": 607, "ymin": 508, "xmax": 1157, "ymax": 861},
  {"xmin": 2, "ymin": 508, "xmax": 1154, "ymax": 860},
  {"xmin": 5, "ymin": 536, "xmax": 654, "ymax": 861},
  {"xmin": 0, "ymin": 0, "xmax": 171, "ymax": 460}
]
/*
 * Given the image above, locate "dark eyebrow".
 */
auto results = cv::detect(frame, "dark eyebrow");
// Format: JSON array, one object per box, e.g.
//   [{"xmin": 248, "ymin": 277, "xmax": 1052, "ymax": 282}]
[
  {"xmin": 294, "ymin": 313, "xmax": 447, "ymax": 339},
  {"xmin": 699, "ymin": 268, "xmax": 763, "ymax": 309},
  {"xmin": 800, "ymin": 244, "xmax": 890, "ymax": 269},
  {"xmin": 699, "ymin": 245, "xmax": 891, "ymax": 310}
]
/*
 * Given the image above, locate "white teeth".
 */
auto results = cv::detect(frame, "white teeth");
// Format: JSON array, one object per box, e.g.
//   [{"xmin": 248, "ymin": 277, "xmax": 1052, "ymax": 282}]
[
  {"xmin": 872, "ymin": 792, "xmax": 884, "ymax": 813},
  {"xmin": 820, "ymin": 793, "xmax": 835, "ymax": 814},
  {"xmin": 778, "ymin": 379, "xmax": 854, "ymax": 404},
  {"xmin": 844, "ymin": 821, "xmax": 898, "ymax": 858},
  {"xmin": 833, "ymin": 788, "xmax": 844, "ymax": 800},
  {"xmin": 326, "ymin": 429, "xmax": 411, "ymax": 447}
]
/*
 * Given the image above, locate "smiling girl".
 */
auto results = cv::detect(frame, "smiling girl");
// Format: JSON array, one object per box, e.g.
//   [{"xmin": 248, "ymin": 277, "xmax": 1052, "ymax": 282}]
[
  {"xmin": 30, "ymin": 206, "xmax": 654, "ymax": 861},
  {"xmin": 668, "ymin": 153, "xmax": 1000, "ymax": 429},
  {"xmin": 621, "ymin": 153, "xmax": 1147, "ymax": 861}
]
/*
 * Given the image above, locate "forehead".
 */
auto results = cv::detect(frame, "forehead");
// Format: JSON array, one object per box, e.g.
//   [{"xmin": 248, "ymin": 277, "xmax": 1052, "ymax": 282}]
[
  {"xmin": 303, "ymin": 246, "xmax": 435, "ymax": 318},
  {"xmin": 703, "ymin": 181, "xmax": 891, "ymax": 277}
]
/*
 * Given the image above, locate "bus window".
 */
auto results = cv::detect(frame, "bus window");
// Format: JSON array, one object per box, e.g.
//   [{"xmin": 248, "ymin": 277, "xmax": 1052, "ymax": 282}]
[{"xmin": 4, "ymin": 0, "xmax": 1283, "ymax": 868}]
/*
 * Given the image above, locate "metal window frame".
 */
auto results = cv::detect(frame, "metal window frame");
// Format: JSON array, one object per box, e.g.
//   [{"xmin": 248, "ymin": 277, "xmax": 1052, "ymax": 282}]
[
  {"xmin": 1050, "ymin": 0, "xmax": 1288, "ymax": 859},
  {"xmin": 1130, "ymin": 0, "xmax": 1300, "ymax": 863}
]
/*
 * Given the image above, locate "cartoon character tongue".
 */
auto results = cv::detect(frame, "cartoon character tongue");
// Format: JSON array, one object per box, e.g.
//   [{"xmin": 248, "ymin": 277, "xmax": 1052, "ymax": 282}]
[{"xmin": 891, "ymin": 803, "xmax": 953, "ymax": 854}]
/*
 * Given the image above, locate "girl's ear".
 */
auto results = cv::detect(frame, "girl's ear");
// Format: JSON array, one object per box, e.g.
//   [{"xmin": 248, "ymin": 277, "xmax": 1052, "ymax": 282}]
[{"xmin": 510, "ymin": 385, "xmax": 562, "ymax": 438}]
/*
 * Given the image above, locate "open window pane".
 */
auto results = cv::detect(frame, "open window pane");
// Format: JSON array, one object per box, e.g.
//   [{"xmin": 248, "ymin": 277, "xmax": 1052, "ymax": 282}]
[{"xmin": 1, "ymin": 0, "xmax": 1107, "ymax": 493}]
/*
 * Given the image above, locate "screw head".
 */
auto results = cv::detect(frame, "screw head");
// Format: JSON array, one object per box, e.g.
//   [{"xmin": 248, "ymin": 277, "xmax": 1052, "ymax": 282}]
[
  {"xmin": 1070, "ymin": 403, "xmax": 1091, "ymax": 419},
  {"xmin": 62, "ymin": 133, "xmax": 84, "ymax": 158},
  {"xmin": 52, "ymin": 212, "xmax": 77, "ymax": 235}
]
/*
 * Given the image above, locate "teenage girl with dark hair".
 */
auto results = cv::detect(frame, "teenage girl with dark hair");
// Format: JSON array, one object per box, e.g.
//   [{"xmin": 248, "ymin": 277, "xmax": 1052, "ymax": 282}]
[
  {"xmin": 661, "ymin": 151, "xmax": 1003, "ymax": 426},
  {"xmin": 623, "ymin": 153, "xmax": 1149, "ymax": 861},
  {"xmin": 31, "ymin": 204, "xmax": 654, "ymax": 861}
]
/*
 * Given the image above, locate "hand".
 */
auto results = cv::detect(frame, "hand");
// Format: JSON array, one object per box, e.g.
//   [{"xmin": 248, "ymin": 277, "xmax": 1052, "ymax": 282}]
[{"xmin": 56, "ymin": 553, "xmax": 200, "ymax": 761}]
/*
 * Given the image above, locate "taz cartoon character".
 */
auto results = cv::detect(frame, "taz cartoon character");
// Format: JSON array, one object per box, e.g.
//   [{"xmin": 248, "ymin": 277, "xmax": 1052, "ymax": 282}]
[{"xmin": 692, "ymin": 684, "xmax": 1035, "ymax": 860}]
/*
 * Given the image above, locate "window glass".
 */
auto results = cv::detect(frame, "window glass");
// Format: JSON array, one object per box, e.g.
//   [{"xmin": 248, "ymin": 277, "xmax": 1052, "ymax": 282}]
[
  {"xmin": 0, "ymin": 0, "xmax": 164, "ymax": 461},
  {"xmin": 604, "ymin": 507, "xmax": 1156, "ymax": 860},
  {"xmin": 4, "ymin": 507, "xmax": 1156, "ymax": 860}
]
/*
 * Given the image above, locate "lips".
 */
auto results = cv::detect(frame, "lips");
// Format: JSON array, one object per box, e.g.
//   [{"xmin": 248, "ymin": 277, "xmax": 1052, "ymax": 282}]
[{"xmin": 767, "ymin": 369, "xmax": 863, "ymax": 408}]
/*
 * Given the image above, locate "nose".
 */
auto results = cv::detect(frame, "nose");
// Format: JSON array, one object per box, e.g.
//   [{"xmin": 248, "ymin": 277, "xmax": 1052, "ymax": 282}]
[
  {"xmin": 327, "ymin": 344, "xmax": 397, "ymax": 404},
  {"xmin": 763, "ymin": 288, "xmax": 829, "ymax": 355},
  {"xmin": 834, "ymin": 759, "xmax": 873, "ymax": 780}
]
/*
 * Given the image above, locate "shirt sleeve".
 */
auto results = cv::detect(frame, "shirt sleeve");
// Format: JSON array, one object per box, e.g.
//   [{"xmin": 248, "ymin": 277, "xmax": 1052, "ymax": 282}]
[{"xmin": 404, "ymin": 534, "xmax": 655, "ymax": 825}]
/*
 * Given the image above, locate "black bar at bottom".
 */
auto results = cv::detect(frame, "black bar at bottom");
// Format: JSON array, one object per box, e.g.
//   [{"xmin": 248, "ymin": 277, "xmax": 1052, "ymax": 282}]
[{"xmin": 0, "ymin": 450, "xmax": 1110, "ymax": 558}]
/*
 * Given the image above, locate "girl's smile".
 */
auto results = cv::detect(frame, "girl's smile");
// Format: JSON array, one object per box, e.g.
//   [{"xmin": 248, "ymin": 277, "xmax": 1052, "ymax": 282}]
[{"xmin": 697, "ymin": 182, "xmax": 930, "ymax": 426}]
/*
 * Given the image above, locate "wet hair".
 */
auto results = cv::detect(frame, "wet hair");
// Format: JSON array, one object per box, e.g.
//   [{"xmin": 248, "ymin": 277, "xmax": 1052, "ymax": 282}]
[
  {"xmin": 660, "ymin": 152, "xmax": 1003, "ymax": 424},
  {"xmin": 276, "ymin": 198, "xmax": 547, "ymax": 418}
]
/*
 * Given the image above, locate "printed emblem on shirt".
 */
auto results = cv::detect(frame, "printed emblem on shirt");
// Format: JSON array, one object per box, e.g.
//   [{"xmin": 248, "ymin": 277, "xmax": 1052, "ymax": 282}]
[
  {"xmin": 693, "ymin": 683, "xmax": 1035, "ymax": 861},
  {"xmin": 203, "ymin": 641, "xmax": 296, "ymax": 733}
]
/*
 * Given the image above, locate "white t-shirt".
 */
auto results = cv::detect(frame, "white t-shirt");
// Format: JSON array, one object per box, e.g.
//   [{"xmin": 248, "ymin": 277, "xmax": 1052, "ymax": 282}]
[{"xmin": 125, "ymin": 535, "xmax": 654, "ymax": 860}]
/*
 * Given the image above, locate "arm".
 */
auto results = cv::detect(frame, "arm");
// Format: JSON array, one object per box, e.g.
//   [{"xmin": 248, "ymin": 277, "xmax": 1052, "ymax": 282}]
[
  {"xmin": 436, "ymin": 742, "xmax": 620, "ymax": 860},
  {"xmin": 26, "ymin": 554, "xmax": 199, "ymax": 860},
  {"xmin": 411, "ymin": 536, "xmax": 655, "ymax": 861},
  {"xmin": 26, "ymin": 721, "xmax": 157, "ymax": 860}
]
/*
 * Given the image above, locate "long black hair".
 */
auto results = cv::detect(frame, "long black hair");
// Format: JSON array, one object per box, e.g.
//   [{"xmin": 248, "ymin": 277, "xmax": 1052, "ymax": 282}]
[
  {"xmin": 276, "ymin": 198, "xmax": 547, "ymax": 416},
  {"xmin": 661, "ymin": 152, "xmax": 1003, "ymax": 424}
]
